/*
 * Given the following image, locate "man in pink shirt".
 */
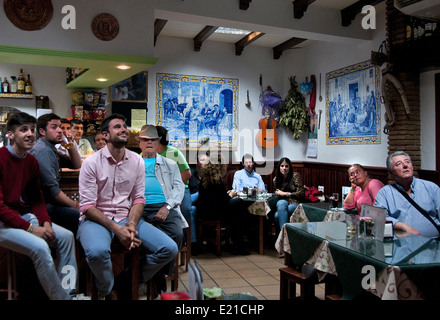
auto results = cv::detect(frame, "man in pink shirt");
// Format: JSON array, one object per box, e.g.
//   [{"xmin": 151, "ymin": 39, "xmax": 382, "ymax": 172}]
[{"xmin": 77, "ymin": 114, "xmax": 178, "ymax": 300}]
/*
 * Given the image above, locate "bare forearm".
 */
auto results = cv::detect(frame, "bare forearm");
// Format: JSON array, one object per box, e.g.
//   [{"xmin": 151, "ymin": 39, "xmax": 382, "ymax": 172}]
[
  {"xmin": 53, "ymin": 191, "xmax": 78, "ymax": 209},
  {"xmin": 84, "ymin": 206, "xmax": 119, "ymax": 232},
  {"xmin": 128, "ymin": 203, "xmax": 144, "ymax": 226}
]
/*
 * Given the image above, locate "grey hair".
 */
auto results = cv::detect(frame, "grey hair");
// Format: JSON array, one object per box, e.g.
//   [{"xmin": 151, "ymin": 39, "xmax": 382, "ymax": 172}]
[{"xmin": 386, "ymin": 151, "xmax": 412, "ymax": 171}]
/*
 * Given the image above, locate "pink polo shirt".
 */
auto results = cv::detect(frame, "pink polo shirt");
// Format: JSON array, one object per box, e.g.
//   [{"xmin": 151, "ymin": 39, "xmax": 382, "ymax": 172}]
[
  {"xmin": 343, "ymin": 178, "xmax": 384, "ymax": 214},
  {"xmin": 79, "ymin": 146, "xmax": 145, "ymax": 222}
]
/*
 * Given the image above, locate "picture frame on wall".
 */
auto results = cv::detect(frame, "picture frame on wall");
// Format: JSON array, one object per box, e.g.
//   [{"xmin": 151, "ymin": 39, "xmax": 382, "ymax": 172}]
[
  {"xmin": 110, "ymin": 71, "xmax": 148, "ymax": 103},
  {"xmin": 326, "ymin": 60, "xmax": 381, "ymax": 145},
  {"xmin": 156, "ymin": 73, "xmax": 239, "ymax": 150}
]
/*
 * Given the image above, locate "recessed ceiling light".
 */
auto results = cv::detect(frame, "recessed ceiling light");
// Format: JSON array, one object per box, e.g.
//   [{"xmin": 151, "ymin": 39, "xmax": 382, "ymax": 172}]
[
  {"xmin": 117, "ymin": 65, "xmax": 131, "ymax": 70},
  {"xmin": 97, "ymin": 78, "xmax": 108, "ymax": 82},
  {"xmin": 215, "ymin": 27, "xmax": 251, "ymax": 35}
]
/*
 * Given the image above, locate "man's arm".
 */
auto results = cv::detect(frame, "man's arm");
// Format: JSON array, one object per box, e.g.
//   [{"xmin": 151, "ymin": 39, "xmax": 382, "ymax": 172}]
[
  {"xmin": 66, "ymin": 143, "xmax": 82, "ymax": 168},
  {"xmin": 53, "ymin": 190, "xmax": 78, "ymax": 209},
  {"xmin": 180, "ymin": 169, "xmax": 191, "ymax": 185}
]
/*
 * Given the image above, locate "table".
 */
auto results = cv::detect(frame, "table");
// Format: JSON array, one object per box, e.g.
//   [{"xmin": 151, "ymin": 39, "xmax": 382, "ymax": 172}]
[
  {"xmin": 240, "ymin": 195, "xmax": 277, "ymax": 254},
  {"xmin": 276, "ymin": 203, "xmax": 347, "ymax": 254},
  {"xmin": 284, "ymin": 221, "xmax": 440, "ymax": 300}
]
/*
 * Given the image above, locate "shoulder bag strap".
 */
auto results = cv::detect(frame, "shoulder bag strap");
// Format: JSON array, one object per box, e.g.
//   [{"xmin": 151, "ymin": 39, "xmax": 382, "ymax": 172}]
[{"xmin": 391, "ymin": 184, "xmax": 440, "ymax": 234}]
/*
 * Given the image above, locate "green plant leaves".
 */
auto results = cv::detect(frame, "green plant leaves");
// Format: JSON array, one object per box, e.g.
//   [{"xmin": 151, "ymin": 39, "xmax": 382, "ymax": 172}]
[{"xmin": 278, "ymin": 76, "xmax": 308, "ymax": 140}]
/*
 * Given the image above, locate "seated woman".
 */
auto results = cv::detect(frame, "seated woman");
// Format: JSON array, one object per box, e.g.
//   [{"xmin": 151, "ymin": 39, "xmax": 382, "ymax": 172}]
[
  {"xmin": 273, "ymin": 157, "xmax": 305, "ymax": 231},
  {"xmin": 196, "ymin": 152, "xmax": 250, "ymax": 255},
  {"xmin": 343, "ymin": 163, "xmax": 384, "ymax": 215}
]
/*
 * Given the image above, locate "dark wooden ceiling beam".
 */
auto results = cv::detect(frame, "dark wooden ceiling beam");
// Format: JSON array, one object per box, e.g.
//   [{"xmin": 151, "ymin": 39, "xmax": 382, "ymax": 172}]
[
  {"xmin": 273, "ymin": 37, "xmax": 307, "ymax": 59},
  {"xmin": 154, "ymin": 19, "xmax": 167, "ymax": 46},
  {"xmin": 240, "ymin": 0, "xmax": 252, "ymax": 10},
  {"xmin": 341, "ymin": 0, "xmax": 384, "ymax": 26},
  {"xmin": 194, "ymin": 26, "xmax": 219, "ymax": 51},
  {"xmin": 235, "ymin": 32, "xmax": 265, "ymax": 55},
  {"xmin": 293, "ymin": 0, "xmax": 316, "ymax": 19}
]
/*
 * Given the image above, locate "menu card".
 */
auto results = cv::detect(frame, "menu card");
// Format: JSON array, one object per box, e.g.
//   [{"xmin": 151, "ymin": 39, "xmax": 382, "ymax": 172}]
[{"xmin": 360, "ymin": 204, "xmax": 387, "ymax": 242}]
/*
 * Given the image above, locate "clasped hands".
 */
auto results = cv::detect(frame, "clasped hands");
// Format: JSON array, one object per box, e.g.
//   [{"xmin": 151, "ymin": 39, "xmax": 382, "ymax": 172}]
[
  {"xmin": 32, "ymin": 221, "xmax": 56, "ymax": 244},
  {"xmin": 116, "ymin": 221, "xmax": 141, "ymax": 250}
]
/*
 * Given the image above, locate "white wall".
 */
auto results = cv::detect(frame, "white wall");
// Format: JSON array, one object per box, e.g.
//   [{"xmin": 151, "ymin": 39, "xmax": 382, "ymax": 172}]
[
  {"xmin": 0, "ymin": 1, "xmax": 436, "ymax": 169},
  {"xmin": 421, "ymin": 70, "xmax": 437, "ymax": 170},
  {"xmin": 148, "ymin": 5, "xmax": 391, "ymax": 167},
  {"xmin": 0, "ymin": 64, "xmax": 71, "ymax": 117}
]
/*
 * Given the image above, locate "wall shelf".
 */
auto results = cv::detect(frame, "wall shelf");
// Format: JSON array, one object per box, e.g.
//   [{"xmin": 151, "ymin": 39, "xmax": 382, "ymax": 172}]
[{"xmin": 0, "ymin": 93, "xmax": 33, "ymax": 99}]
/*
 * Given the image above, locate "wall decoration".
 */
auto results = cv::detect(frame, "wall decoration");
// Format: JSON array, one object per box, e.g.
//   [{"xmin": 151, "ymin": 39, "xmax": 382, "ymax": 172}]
[
  {"xmin": 4, "ymin": 0, "xmax": 53, "ymax": 31},
  {"xmin": 110, "ymin": 71, "xmax": 147, "ymax": 103},
  {"xmin": 306, "ymin": 113, "xmax": 318, "ymax": 158},
  {"xmin": 156, "ymin": 73, "xmax": 238, "ymax": 150},
  {"xmin": 326, "ymin": 60, "xmax": 381, "ymax": 145},
  {"xmin": 91, "ymin": 13, "xmax": 119, "ymax": 41}
]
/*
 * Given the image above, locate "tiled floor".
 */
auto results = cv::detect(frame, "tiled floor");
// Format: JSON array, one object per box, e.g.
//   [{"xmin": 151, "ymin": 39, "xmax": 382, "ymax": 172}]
[{"xmin": 164, "ymin": 248, "xmax": 326, "ymax": 300}]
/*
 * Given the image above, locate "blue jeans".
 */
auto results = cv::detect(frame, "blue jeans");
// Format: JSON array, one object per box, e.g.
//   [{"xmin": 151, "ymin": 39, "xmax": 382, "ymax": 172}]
[
  {"xmin": 190, "ymin": 192, "xmax": 198, "ymax": 243},
  {"xmin": 274, "ymin": 200, "xmax": 298, "ymax": 230},
  {"xmin": 0, "ymin": 213, "xmax": 77, "ymax": 300},
  {"xmin": 46, "ymin": 203, "xmax": 80, "ymax": 235},
  {"xmin": 180, "ymin": 188, "xmax": 192, "ymax": 243},
  {"xmin": 77, "ymin": 218, "xmax": 178, "ymax": 296}
]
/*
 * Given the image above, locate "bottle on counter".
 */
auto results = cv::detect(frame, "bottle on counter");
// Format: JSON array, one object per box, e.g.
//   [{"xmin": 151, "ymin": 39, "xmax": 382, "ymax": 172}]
[
  {"xmin": 25, "ymin": 74, "xmax": 32, "ymax": 94},
  {"xmin": 17, "ymin": 69, "xmax": 25, "ymax": 93},
  {"xmin": 10, "ymin": 76, "xmax": 17, "ymax": 93},
  {"xmin": 2, "ymin": 77, "xmax": 9, "ymax": 93}
]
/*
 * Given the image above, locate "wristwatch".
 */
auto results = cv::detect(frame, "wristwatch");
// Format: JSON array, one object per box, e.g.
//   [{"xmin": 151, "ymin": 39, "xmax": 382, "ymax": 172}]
[{"xmin": 165, "ymin": 204, "xmax": 172, "ymax": 211}]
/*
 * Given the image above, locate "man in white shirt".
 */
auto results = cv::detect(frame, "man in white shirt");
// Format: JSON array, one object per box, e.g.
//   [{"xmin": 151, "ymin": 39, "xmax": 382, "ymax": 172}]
[{"xmin": 70, "ymin": 119, "xmax": 93, "ymax": 158}]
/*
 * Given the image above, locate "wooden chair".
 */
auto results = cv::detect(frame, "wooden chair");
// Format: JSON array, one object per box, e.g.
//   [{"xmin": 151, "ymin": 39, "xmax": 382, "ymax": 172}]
[
  {"xmin": 80, "ymin": 239, "xmax": 140, "ymax": 300},
  {"xmin": 197, "ymin": 219, "xmax": 229, "ymax": 256},
  {"xmin": 0, "ymin": 248, "xmax": 18, "ymax": 300},
  {"xmin": 178, "ymin": 219, "xmax": 191, "ymax": 272},
  {"xmin": 146, "ymin": 256, "xmax": 179, "ymax": 300},
  {"xmin": 279, "ymin": 266, "xmax": 320, "ymax": 300}
]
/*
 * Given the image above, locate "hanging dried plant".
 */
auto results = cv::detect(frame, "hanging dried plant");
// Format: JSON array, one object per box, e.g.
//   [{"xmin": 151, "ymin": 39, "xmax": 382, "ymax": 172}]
[{"xmin": 278, "ymin": 76, "xmax": 308, "ymax": 139}]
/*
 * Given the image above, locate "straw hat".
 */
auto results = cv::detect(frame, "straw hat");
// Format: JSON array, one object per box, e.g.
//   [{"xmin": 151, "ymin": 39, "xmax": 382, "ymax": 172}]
[{"xmin": 135, "ymin": 124, "xmax": 160, "ymax": 140}]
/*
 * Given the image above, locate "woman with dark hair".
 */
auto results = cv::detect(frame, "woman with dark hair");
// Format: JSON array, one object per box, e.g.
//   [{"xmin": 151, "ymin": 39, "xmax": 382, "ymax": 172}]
[
  {"xmin": 343, "ymin": 163, "xmax": 384, "ymax": 215},
  {"xmin": 196, "ymin": 152, "xmax": 250, "ymax": 255},
  {"xmin": 273, "ymin": 157, "xmax": 305, "ymax": 230}
]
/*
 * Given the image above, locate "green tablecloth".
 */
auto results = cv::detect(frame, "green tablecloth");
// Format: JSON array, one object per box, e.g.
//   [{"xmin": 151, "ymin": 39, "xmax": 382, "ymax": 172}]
[
  {"xmin": 301, "ymin": 203, "xmax": 330, "ymax": 222},
  {"xmin": 284, "ymin": 221, "xmax": 440, "ymax": 300}
]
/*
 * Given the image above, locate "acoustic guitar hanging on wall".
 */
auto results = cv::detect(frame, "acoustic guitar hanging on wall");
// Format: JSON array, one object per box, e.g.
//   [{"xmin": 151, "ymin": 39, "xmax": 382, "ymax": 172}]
[
  {"xmin": 256, "ymin": 115, "xmax": 278, "ymax": 148},
  {"xmin": 256, "ymin": 79, "xmax": 283, "ymax": 149}
]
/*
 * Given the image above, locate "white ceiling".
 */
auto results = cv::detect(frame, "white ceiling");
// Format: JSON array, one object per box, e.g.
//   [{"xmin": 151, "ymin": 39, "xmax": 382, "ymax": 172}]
[{"xmin": 156, "ymin": 0, "xmax": 363, "ymax": 49}]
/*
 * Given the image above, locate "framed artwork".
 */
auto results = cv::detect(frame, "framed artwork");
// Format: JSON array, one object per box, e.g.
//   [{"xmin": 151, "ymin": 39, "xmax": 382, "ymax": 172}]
[
  {"xmin": 110, "ymin": 71, "xmax": 148, "ymax": 102},
  {"xmin": 326, "ymin": 61, "xmax": 381, "ymax": 145},
  {"xmin": 156, "ymin": 73, "xmax": 239, "ymax": 150}
]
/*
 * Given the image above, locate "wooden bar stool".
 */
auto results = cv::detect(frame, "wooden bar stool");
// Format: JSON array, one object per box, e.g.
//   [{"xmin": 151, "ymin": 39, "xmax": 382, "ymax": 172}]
[
  {"xmin": 0, "ymin": 249, "xmax": 18, "ymax": 300},
  {"xmin": 81, "ymin": 239, "xmax": 140, "ymax": 300},
  {"xmin": 197, "ymin": 220, "xmax": 223, "ymax": 256},
  {"xmin": 178, "ymin": 219, "xmax": 191, "ymax": 272},
  {"xmin": 146, "ymin": 256, "xmax": 179, "ymax": 300},
  {"xmin": 279, "ymin": 266, "xmax": 319, "ymax": 300}
]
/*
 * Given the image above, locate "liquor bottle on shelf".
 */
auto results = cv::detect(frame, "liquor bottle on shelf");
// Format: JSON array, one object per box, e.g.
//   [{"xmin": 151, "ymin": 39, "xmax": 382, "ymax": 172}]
[
  {"xmin": 10, "ymin": 76, "xmax": 17, "ymax": 93},
  {"xmin": 17, "ymin": 69, "xmax": 25, "ymax": 93},
  {"xmin": 25, "ymin": 74, "xmax": 32, "ymax": 94},
  {"xmin": 405, "ymin": 17, "xmax": 413, "ymax": 42},
  {"xmin": 2, "ymin": 77, "xmax": 9, "ymax": 93},
  {"xmin": 0, "ymin": 78, "xmax": 2, "ymax": 93}
]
